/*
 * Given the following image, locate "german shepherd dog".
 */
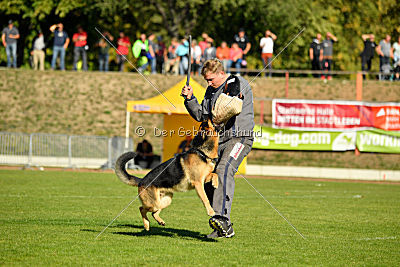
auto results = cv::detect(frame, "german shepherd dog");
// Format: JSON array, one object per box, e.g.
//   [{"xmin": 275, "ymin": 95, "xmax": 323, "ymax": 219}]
[{"xmin": 115, "ymin": 119, "xmax": 219, "ymax": 231}]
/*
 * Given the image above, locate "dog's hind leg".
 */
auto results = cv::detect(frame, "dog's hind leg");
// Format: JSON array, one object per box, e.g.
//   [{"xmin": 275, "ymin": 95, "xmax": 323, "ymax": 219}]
[
  {"xmin": 151, "ymin": 192, "xmax": 172, "ymax": 226},
  {"xmin": 139, "ymin": 206, "xmax": 151, "ymax": 231}
]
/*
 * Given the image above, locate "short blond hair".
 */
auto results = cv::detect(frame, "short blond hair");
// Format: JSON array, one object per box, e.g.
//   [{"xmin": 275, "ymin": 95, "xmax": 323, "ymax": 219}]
[{"xmin": 201, "ymin": 58, "xmax": 224, "ymax": 76}]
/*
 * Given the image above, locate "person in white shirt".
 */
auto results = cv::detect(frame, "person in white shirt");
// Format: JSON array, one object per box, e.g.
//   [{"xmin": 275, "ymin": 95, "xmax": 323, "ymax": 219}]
[
  {"xmin": 260, "ymin": 29, "xmax": 277, "ymax": 77},
  {"xmin": 31, "ymin": 30, "xmax": 46, "ymax": 70}
]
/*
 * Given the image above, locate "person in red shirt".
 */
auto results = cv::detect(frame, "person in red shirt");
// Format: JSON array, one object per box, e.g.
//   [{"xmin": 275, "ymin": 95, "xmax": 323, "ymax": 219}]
[
  {"xmin": 228, "ymin": 43, "xmax": 243, "ymax": 75},
  {"xmin": 72, "ymin": 26, "xmax": 88, "ymax": 71},
  {"xmin": 216, "ymin": 41, "xmax": 230, "ymax": 72},
  {"xmin": 198, "ymin": 32, "xmax": 213, "ymax": 53},
  {"xmin": 117, "ymin": 31, "xmax": 131, "ymax": 72}
]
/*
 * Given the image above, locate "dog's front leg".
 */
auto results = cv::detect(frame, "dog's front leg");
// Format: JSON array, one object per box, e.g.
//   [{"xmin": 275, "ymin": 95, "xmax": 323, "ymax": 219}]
[{"xmin": 193, "ymin": 182, "xmax": 215, "ymax": 217}]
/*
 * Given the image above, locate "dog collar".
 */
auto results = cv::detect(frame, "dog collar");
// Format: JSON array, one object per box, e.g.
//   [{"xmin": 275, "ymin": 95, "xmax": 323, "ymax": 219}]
[{"xmin": 188, "ymin": 148, "xmax": 218, "ymax": 164}]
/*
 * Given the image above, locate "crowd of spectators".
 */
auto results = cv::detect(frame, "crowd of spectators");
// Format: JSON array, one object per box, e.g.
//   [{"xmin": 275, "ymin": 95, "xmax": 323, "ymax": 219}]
[{"xmin": 2, "ymin": 19, "xmax": 400, "ymax": 80}]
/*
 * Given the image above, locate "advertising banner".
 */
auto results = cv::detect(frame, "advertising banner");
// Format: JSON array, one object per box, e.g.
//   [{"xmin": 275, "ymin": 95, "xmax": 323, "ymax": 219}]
[
  {"xmin": 357, "ymin": 129, "xmax": 400, "ymax": 153},
  {"xmin": 272, "ymin": 99, "xmax": 400, "ymax": 131},
  {"xmin": 253, "ymin": 125, "xmax": 356, "ymax": 151}
]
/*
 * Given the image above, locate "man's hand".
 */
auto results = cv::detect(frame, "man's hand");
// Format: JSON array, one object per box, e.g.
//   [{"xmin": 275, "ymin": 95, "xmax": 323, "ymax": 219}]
[{"xmin": 181, "ymin": 85, "xmax": 193, "ymax": 99}]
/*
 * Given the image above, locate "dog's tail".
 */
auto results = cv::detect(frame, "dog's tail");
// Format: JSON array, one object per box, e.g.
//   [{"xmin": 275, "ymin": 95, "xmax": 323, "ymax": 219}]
[{"xmin": 115, "ymin": 152, "xmax": 142, "ymax": 187}]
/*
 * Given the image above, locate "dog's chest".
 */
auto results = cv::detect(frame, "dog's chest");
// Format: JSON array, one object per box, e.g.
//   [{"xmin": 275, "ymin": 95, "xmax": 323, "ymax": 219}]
[{"xmin": 173, "ymin": 174, "xmax": 194, "ymax": 192}]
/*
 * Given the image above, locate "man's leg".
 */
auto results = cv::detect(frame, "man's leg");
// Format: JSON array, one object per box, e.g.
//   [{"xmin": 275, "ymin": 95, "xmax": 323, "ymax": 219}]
[
  {"xmin": 104, "ymin": 53, "xmax": 109, "ymax": 72},
  {"xmin": 99, "ymin": 54, "xmax": 104, "ymax": 71},
  {"xmin": 11, "ymin": 43, "xmax": 17, "ymax": 68},
  {"xmin": 39, "ymin": 50, "xmax": 45, "ymax": 71},
  {"xmin": 33, "ymin": 50, "xmax": 39, "ymax": 70},
  {"xmin": 60, "ymin": 47, "xmax": 66, "ymax": 70},
  {"xmin": 73, "ymin": 47, "xmax": 79, "ymax": 70},
  {"xmin": 82, "ymin": 48, "xmax": 88, "ymax": 71},
  {"xmin": 267, "ymin": 56, "xmax": 273, "ymax": 77},
  {"xmin": 51, "ymin": 47, "xmax": 58, "ymax": 69},
  {"xmin": 5, "ymin": 45, "xmax": 12, "ymax": 67}
]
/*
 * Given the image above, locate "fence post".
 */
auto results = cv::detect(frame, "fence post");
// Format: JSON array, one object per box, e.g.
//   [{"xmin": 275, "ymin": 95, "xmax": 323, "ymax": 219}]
[
  {"xmin": 28, "ymin": 133, "xmax": 33, "ymax": 167},
  {"xmin": 68, "ymin": 136, "xmax": 72, "ymax": 167},
  {"xmin": 260, "ymin": 100, "xmax": 264, "ymax": 124},
  {"xmin": 108, "ymin": 138, "xmax": 112, "ymax": 169},
  {"xmin": 285, "ymin": 71, "xmax": 289, "ymax": 98},
  {"xmin": 356, "ymin": 72, "xmax": 363, "ymax": 101}
]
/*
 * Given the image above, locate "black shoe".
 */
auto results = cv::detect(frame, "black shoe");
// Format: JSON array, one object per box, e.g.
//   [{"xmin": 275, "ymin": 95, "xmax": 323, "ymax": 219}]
[
  {"xmin": 206, "ymin": 230, "xmax": 223, "ymax": 239},
  {"xmin": 209, "ymin": 215, "xmax": 235, "ymax": 238}
]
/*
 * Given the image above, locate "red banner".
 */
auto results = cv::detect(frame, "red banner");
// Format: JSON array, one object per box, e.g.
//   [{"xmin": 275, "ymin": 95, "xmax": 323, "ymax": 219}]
[{"xmin": 273, "ymin": 99, "xmax": 400, "ymax": 131}]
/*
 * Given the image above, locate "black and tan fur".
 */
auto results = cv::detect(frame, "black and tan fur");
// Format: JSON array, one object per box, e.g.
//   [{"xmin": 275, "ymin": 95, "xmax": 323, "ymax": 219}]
[{"xmin": 115, "ymin": 119, "xmax": 219, "ymax": 231}]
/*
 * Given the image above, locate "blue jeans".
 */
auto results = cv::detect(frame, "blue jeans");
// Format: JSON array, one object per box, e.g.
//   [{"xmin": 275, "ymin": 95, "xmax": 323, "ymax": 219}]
[
  {"xmin": 73, "ymin": 47, "xmax": 87, "ymax": 71},
  {"xmin": 99, "ymin": 53, "xmax": 109, "ymax": 71},
  {"xmin": 179, "ymin": 56, "xmax": 188, "ymax": 75},
  {"xmin": 51, "ymin": 46, "xmax": 66, "ymax": 70},
  {"xmin": 6, "ymin": 42, "xmax": 17, "ymax": 68},
  {"xmin": 228, "ymin": 59, "xmax": 242, "ymax": 74}
]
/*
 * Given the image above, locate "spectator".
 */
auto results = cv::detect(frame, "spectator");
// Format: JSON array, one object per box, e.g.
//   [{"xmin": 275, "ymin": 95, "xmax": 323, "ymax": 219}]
[
  {"xmin": 50, "ymin": 23, "xmax": 69, "ymax": 70},
  {"xmin": 2, "ymin": 20, "xmax": 20, "ymax": 68},
  {"xmin": 228, "ymin": 43, "xmax": 243, "ymax": 75},
  {"xmin": 309, "ymin": 33, "xmax": 324, "ymax": 77},
  {"xmin": 176, "ymin": 39, "xmax": 190, "ymax": 75},
  {"xmin": 133, "ymin": 33, "xmax": 150, "ymax": 73},
  {"xmin": 191, "ymin": 39, "xmax": 202, "ymax": 75},
  {"xmin": 202, "ymin": 41, "xmax": 216, "ymax": 63},
  {"xmin": 260, "ymin": 29, "xmax": 277, "ymax": 77},
  {"xmin": 31, "ymin": 30, "xmax": 45, "ymax": 71},
  {"xmin": 321, "ymin": 32, "xmax": 338, "ymax": 80},
  {"xmin": 233, "ymin": 28, "xmax": 251, "ymax": 69},
  {"xmin": 134, "ymin": 139, "xmax": 155, "ymax": 169},
  {"xmin": 360, "ymin": 34, "xmax": 377, "ymax": 78},
  {"xmin": 155, "ymin": 36, "xmax": 166, "ymax": 73},
  {"xmin": 376, "ymin": 35, "xmax": 393, "ymax": 80},
  {"xmin": 177, "ymin": 135, "xmax": 193, "ymax": 154},
  {"xmin": 148, "ymin": 33, "xmax": 157, "ymax": 74},
  {"xmin": 116, "ymin": 31, "xmax": 130, "ymax": 72},
  {"xmin": 199, "ymin": 32, "xmax": 213, "ymax": 53},
  {"xmin": 164, "ymin": 38, "xmax": 179, "ymax": 75},
  {"xmin": 216, "ymin": 41, "xmax": 230, "ymax": 72},
  {"xmin": 393, "ymin": 36, "xmax": 400, "ymax": 81},
  {"xmin": 97, "ymin": 32, "xmax": 113, "ymax": 72},
  {"xmin": 72, "ymin": 26, "xmax": 88, "ymax": 71}
]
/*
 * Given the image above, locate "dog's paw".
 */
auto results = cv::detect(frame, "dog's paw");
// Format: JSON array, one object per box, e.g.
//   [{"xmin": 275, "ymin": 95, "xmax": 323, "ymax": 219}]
[
  {"xmin": 211, "ymin": 174, "xmax": 219, "ymax": 189},
  {"xmin": 207, "ymin": 209, "xmax": 216, "ymax": 217}
]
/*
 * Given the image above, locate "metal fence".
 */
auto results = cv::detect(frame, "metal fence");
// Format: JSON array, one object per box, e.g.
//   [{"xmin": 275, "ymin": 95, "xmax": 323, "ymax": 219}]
[{"xmin": 0, "ymin": 132, "xmax": 134, "ymax": 169}]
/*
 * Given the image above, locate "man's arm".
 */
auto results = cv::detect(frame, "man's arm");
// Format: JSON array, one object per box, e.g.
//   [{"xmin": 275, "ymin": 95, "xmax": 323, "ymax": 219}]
[
  {"xmin": 361, "ymin": 34, "xmax": 371, "ymax": 41},
  {"xmin": 182, "ymin": 85, "xmax": 210, "ymax": 122},
  {"xmin": 1, "ymin": 33, "xmax": 6, "ymax": 47},
  {"xmin": 319, "ymin": 48, "xmax": 324, "ymax": 61},
  {"xmin": 376, "ymin": 44, "xmax": 383, "ymax": 56},
  {"xmin": 49, "ymin": 24, "xmax": 58, "ymax": 33},
  {"xmin": 269, "ymin": 31, "xmax": 277, "ymax": 40},
  {"xmin": 64, "ymin": 37, "xmax": 70, "ymax": 49},
  {"xmin": 328, "ymin": 32, "xmax": 337, "ymax": 42},
  {"xmin": 309, "ymin": 47, "xmax": 313, "ymax": 61},
  {"xmin": 244, "ymin": 42, "xmax": 251, "ymax": 55}
]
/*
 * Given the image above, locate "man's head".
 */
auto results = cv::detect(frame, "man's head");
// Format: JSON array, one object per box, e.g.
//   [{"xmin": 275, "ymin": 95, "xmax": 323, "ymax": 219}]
[
  {"xmin": 77, "ymin": 26, "xmax": 83, "ymax": 33},
  {"xmin": 238, "ymin": 28, "xmax": 245, "ymax": 38},
  {"xmin": 370, "ymin": 34, "xmax": 375, "ymax": 41},
  {"xmin": 201, "ymin": 59, "xmax": 226, "ymax": 88},
  {"xmin": 385, "ymin": 35, "xmax": 391, "ymax": 42},
  {"xmin": 232, "ymin": 43, "xmax": 239, "ymax": 49},
  {"xmin": 140, "ymin": 33, "xmax": 146, "ymax": 42},
  {"xmin": 221, "ymin": 41, "xmax": 227, "ymax": 48},
  {"xmin": 119, "ymin": 31, "xmax": 125, "ymax": 38},
  {"xmin": 148, "ymin": 33, "xmax": 155, "ymax": 41},
  {"xmin": 316, "ymin": 33, "xmax": 322, "ymax": 41},
  {"xmin": 8, "ymin": 20, "xmax": 13, "ymax": 28},
  {"xmin": 58, "ymin": 23, "xmax": 64, "ymax": 30},
  {"xmin": 265, "ymin": 30, "xmax": 271, "ymax": 37}
]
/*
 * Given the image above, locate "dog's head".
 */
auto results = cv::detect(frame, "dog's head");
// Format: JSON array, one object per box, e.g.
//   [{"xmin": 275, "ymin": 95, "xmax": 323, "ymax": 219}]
[{"xmin": 191, "ymin": 119, "xmax": 219, "ymax": 152}]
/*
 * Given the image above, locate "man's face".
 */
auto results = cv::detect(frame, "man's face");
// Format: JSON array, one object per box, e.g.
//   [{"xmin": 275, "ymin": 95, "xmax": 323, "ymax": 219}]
[
  {"xmin": 386, "ymin": 35, "xmax": 391, "ymax": 42},
  {"xmin": 239, "ymin": 31, "xmax": 245, "ymax": 38},
  {"xmin": 203, "ymin": 71, "xmax": 226, "ymax": 88},
  {"xmin": 316, "ymin": 33, "xmax": 322, "ymax": 40}
]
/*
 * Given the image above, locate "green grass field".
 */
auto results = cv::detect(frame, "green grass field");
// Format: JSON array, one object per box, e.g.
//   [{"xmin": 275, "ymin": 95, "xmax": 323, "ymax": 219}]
[{"xmin": 1, "ymin": 170, "xmax": 399, "ymax": 266}]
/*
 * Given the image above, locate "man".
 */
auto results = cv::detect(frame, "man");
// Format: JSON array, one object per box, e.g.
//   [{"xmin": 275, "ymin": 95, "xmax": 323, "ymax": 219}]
[
  {"xmin": 181, "ymin": 59, "xmax": 255, "ymax": 238},
  {"xmin": 233, "ymin": 28, "xmax": 251, "ymax": 70},
  {"xmin": 176, "ymin": 38, "xmax": 190, "ymax": 75},
  {"xmin": 31, "ymin": 30, "xmax": 45, "ymax": 70},
  {"xmin": 50, "ymin": 23, "xmax": 69, "ymax": 70},
  {"xmin": 164, "ymin": 38, "xmax": 179, "ymax": 75},
  {"xmin": 116, "ymin": 31, "xmax": 130, "ymax": 72},
  {"xmin": 360, "ymin": 34, "xmax": 377, "ymax": 78},
  {"xmin": 260, "ymin": 29, "xmax": 277, "ymax": 77},
  {"xmin": 148, "ymin": 33, "xmax": 157, "ymax": 74},
  {"xmin": 72, "ymin": 26, "xmax": 88, "ymax": 71},
  {"xmin": 2, "ymin": 20, "xmax": 20, "ymax": 68},
  {"xmin": 216, "ymin": 41, "xmax": 230, "ymax": 73},
  {"xmin": 228, "ymin": 43, "xmax": 243, "ymax": 75},
  {"xmin": 134, "ymin": 139, "xmax": 155, "ymax": 169},
  {"xmin": 132, "ymin": 33, "xmax": 150, "ymax": 73},
  {"xmin": 309, "ymin": 33, "xmax": 324, "ymax": 77},
  {"xmin": 97, "ymin": 31, "xmax": 113, "ymax": 72},
  {"xmin": 321, "ymin": 32, "xmax": 337, "ymax": 80},
  {"xmin": 376, "ymin": 34, "xmax": 393, "ymax": 79}
]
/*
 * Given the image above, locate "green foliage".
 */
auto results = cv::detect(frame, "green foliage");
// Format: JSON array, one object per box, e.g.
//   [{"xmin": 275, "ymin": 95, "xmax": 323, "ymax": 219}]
[{"xmin": 0, "ymin": 0, "xmax": 399, "ymax": 70}]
